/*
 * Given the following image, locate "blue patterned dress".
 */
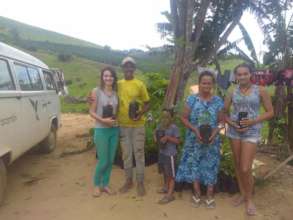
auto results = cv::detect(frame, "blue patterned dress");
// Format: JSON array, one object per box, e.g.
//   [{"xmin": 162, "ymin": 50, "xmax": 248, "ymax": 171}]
[{"xmin": 176, "ymin": 95, "xmax": 224, "ymax": 186}]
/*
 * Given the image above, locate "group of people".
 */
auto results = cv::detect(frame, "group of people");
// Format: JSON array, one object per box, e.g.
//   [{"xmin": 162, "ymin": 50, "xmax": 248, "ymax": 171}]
[{"xmin": 88, "ymin": 57, "xmax": 274, "ymax": 216}]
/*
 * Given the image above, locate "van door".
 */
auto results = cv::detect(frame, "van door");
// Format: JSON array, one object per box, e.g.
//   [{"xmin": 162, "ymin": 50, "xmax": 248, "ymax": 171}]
[
  {"xmin": 13, "ymin": 63, "xmax": 45, "ymax": 154},
  {"xmin": 43, "ymin": 70, "xmax": 60, "ymax": 128},
  {"xmin": 0, "ymin": 58, "xmax": 23, "ymax": 162},
  {"xmin": 27, "ymin": 66, "xmax": 48, "ymax": 139}
]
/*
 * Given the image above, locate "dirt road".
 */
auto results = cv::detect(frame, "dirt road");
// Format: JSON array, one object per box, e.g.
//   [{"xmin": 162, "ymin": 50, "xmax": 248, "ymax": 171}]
[{"xmin": 0, "ymin": 114, "xmax": 292, "ymax": 220}]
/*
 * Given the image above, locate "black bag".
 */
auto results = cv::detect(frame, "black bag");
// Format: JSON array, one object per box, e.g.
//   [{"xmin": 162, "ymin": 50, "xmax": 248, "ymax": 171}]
[
  {"xmin": 199, "ymin": 124, "xmax": 212, "ymax": 145},
  {"xmin": 102, "ymin": 104, "xmax": 114, "ymax": 118},
  {"xmin": 129, "ymin": 100, "xmax": 139, "ymax": 120}
]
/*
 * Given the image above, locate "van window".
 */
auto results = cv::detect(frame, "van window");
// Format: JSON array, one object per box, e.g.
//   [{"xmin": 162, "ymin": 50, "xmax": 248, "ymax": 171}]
[
  {"xmin": 0, "ymin": 59, "xmax": 15, "ymax": 90},
  {"xmin": 28, "ymin": 67, "xmax": 43, "ymax": 90},
  {"xmin": 14, "ymin": 64, "xmax": 32, "ymax": 91},
  {"xmin": 43, "ymin": 71, "xmax": 56, "ymax": 90}
]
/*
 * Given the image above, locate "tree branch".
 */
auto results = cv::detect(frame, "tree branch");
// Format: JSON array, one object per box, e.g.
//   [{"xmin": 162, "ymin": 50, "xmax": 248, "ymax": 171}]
[
  {"xmin": 170, "ymin": 0, "xmax": 180, "ymax": 38},
  {"xmin": 191, "ymin": 0, "xmax": 211, "ymax": 52}
]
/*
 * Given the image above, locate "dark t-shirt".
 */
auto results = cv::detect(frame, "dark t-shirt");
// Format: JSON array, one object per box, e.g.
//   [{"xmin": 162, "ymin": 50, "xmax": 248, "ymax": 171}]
[{"xmin": 155, "ymin": 124, "xmax": 180, "ymax": 156}]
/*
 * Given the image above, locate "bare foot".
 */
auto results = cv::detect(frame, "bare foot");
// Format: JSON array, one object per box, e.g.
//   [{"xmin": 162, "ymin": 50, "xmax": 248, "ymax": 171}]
[
  {"xmin": 246, "ymin": 200, "xmax": 257, "ymax": 216},
  {"xmin": 232, "ymin": 194, "xmax": 245, "ymax": 207},
  {"xmin": 93, "ymin": 187, "xmax": 102, "ymax": 197}
]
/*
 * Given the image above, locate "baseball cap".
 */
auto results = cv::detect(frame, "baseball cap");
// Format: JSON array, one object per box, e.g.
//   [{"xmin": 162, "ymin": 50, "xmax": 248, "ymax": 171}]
[{"xmin": 121, "ymin": 56, "xmax": 136, "ymax": 66}]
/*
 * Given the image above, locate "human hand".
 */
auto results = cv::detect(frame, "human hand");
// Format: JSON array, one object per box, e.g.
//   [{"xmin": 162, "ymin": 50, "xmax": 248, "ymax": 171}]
[
  {"xmin": 193, "ymin": 128, "xmax": 203, "ymax": 143},
  {"xmin": 101, "ymin": 117, "xmax": 116, "ymax": 127},
  {"xmin": 239, "ymin": 118, "xmax": 255, "ymax": 128},
  {"xmin": 160, "ymin": 136, "xmax": 168, "ymax": 144},
  {"xmin": 208, "ymin": 129, "xmax": 219, "ymax": 144},
  {"xmin": 235, "ymin": 126, "xmax": 249, "ymax": 133},
  {"xmin": 133, "ymin": 111, "xmax": 142, "ymax": 121},
  {"xmin": 87, "ymin": 91, "xmax": 94, "ymax": 104}
]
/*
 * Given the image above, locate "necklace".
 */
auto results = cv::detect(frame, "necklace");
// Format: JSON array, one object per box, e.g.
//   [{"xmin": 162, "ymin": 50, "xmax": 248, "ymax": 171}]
[{"xmin": 239, "ymin": 84, "xmax": 252, "ymax": 95}]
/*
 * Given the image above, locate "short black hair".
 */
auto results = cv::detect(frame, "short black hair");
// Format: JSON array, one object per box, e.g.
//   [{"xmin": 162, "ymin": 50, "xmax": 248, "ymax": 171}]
[
  {"xmin": 198, "ymin": 71, "xmax": 216, "ymax": 84},
  {"xmin": 234, "ymin": 63, "xmax": 253, "ymax": 75},
  {"xmin": 162, "ymin": 108, "xmax": 174, "ymax": 117}
]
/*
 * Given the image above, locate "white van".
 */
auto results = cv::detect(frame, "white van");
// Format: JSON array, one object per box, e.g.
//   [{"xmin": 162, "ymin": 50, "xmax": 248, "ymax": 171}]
[{"xmin": 0, "ymin": 42, "xmax": 66, "ymax": 204}]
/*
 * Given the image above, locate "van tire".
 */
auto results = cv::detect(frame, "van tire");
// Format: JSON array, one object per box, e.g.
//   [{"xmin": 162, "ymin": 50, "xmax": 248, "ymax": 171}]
[
  {"xmin": 0, "ymin": 159, "xmax": 7, "ymax": 206},
  {"xmin": 38, "ymin": 125, "xmax": 57, "ymax": 154}
]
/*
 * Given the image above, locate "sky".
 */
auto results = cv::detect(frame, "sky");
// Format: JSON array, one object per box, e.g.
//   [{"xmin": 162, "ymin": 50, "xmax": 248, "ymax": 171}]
[{"xmin": 0, "ymin": 0, "xmax": 264, "ymax": 57}]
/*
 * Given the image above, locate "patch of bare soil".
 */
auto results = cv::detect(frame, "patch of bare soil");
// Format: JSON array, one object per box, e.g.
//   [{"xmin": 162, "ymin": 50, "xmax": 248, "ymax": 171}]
[{"xmin": 0, "ymin": 113, "xmax": 292, "ymax": 220}]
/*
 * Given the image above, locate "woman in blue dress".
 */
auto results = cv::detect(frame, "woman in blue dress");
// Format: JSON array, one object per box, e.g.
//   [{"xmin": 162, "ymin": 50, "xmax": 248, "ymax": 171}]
[{"xmin": 176, "ymin": 71, "xmax": 224, "ymax": 208}]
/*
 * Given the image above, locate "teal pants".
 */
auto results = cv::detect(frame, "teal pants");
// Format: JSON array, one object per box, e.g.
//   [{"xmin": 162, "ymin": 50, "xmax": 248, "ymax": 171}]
[{"xmin": 94, "ymin": 127, "xmax": 119, "ymax": 187}]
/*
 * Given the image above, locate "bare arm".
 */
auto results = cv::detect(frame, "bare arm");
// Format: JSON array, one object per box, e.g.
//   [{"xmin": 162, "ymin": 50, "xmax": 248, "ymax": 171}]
[
  {"xmin": 180, "ymin": 104, "xmax": 202, "ymax": 140},
  {"xmin": 89, "ymin": 89, "xmax": 102, "ymax": 122},
  {"xmin": 255, "ymin": 86, "xmax": 274, "ymax": 123},
  {"xmin": 224, "ymin": 90, "xmax": 239, "ymax": 128},
  {"xmin": 141, "ymin": 101, "xmax": 150, "ymax": 114},
  {"xmin": 134, "ymin": 101, "xmax": 150, "ymax": 121},
  {"xmin": 89, "ymin": 89, "xmax": 115, "ymax": 126},
  {"xmin": 165, "ymin": 136, "xmax": 180, "ymax": 145}
]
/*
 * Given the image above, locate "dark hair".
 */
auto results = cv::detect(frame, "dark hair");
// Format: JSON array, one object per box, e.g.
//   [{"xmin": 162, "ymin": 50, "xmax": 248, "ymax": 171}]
[
  {"xmin": 198, "ymin": 71, "xmax": 216, "ymax": 84},
  {"xmin": 234, "ymin": 63, "xmax": 253, "ymax": 75},
  {"xmin": 100, "ymin": 66, "xmax": 118, "ymax": 91},
  {"xmin": 162, "ymin": 108, "xmax": 175, "ymax": 117}
]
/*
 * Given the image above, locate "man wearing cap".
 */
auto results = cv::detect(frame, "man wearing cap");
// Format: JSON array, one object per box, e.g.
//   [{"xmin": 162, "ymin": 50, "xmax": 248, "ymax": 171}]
[{"xmin": 118, "ymin": 57, "xmax": 150, "ymax": 196}]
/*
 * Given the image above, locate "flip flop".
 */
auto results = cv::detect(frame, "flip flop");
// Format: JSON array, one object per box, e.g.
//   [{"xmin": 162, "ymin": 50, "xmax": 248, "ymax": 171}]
[
  {"xmin": 232, "ymin": 195, "xmax": 245, "ymax": 207},
  {"xmin": 191, "ymin": 195, "xmax": 201, "ymax": 208},
  {"xmin": 157, "ymin": 187, "xmax": 168, "ymax": 194},
  {"xmin": 92, "ymin": 191, "xmax": 102, "ymax": 197},
  {"xmin": 205, "ymin": 198, "xmax": 216, "ymax": 209},
  {"xmin": 158, "ymin": 195, "xmax": 175, "ymax": 204},
  {"xmin": 246, "ymin": 204, "xmax": 257, "ymax": 216},
  {"xmin": 102, "ymin": 187, "xmax": 117, "ymax": 195}
]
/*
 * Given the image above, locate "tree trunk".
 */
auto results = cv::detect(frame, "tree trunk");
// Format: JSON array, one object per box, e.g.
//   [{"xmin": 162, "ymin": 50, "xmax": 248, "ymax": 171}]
[
  {"xmin": 175, "ymin": 64, "xmax": 194, "ymax": 104},
  {"xmin": 163, "ymin": 48, "xmax": 185, "ymax": 109},
  {"xmin": 288, "ymin": 86, "xmax": 293, "ymax": 151},
  {"xmin": 268, "ymin": 85, "xmax": 287, "ymax": 144}
]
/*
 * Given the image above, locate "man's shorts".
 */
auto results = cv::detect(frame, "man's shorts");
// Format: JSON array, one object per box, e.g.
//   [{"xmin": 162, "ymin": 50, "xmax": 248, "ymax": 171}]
[{"xmin": 158, "ymin": 153, "xmax": 176, "ymax": 178}]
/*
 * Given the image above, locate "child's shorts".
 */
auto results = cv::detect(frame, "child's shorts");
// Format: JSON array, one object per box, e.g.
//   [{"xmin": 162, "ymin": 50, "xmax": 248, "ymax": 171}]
[{"xmin": 158, "ymin": 153, "xmax": 176, "ymax": 178}]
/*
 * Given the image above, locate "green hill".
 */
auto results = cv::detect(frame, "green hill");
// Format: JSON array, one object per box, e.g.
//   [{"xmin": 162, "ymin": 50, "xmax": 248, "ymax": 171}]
[
  {"xmin": 0, "ymin": 16, "xmax": 172, "ymax": 75},
  {"xmin": 0, "ymin": 16, "xmax": 99, "ymax": 47}
]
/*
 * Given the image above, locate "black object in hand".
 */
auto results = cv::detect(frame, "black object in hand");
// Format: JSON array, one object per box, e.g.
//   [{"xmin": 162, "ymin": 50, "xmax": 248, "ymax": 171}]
[
  {"xmin": 199, "ymin": 124, "xmax": 212, "ymax": 145},
  {"xmin": 102, "ymin": 104, "xmax": 113, "ymax": 118},
  {"xmin": 156, "ymin": 129, "xmax": 166, "ymax": 148},
  {"xmin": 238, "ymin": 112, "xmax": 248, "ymax": 128},
  {"xmin": 129, "ymin": 101, "xmax": 139, "ymax": 120}
]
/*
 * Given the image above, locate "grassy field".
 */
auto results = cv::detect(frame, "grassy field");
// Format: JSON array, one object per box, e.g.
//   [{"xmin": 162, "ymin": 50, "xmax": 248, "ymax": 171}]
[{"xmin": 0, "ymin": 16, "xmax": 99, "ymax": 47}]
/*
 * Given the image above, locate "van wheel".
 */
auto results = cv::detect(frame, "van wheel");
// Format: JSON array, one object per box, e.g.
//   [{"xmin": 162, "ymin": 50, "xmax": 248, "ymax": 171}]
[
  {"xmin": 39, "ymin": 125, "xmax": 57, "ymax": 154},
  {"xmin": 0, "ymin": 159, "xmax": 7, "ymax": 206}
]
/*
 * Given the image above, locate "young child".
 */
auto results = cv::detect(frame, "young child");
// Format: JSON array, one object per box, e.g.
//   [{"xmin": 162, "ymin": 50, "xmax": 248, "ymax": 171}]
[{"xmin": 154, "ymin": 108, "xmax": 180, "ymax": 204}]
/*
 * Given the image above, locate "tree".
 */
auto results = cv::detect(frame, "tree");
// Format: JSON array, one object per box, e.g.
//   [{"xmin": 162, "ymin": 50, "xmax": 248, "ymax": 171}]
[
  {"xmin": 253, "ymin": 0, "xmax": 293, "ymax": 150},
  {"xmin": 158, "ymin": 0, "xmax": 259, "ymax": 108}
]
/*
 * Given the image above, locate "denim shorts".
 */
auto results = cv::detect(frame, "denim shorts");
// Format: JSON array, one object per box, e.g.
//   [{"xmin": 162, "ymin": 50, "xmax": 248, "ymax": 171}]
[{"xmin": 226, "ymin": 125, "xmax": 261, "ymax": 144}]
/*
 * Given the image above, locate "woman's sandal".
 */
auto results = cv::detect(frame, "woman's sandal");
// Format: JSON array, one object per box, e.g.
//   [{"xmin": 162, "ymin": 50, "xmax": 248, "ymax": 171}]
[
  {"xmin": 232, "ymin": 195, "xmax": 245, "ymax": 207},
  {"xmin": 92, "ymin": 189, "xmax": 102, "ymax": 197},
  {"xmin": 191, "ymin": 195, "xmax": 201, "ymax": 208},
  {"xmin": 102, "ymin": 187, "xmax": 117, "ymax": 195},
  {"xmin": 158, "ymin": 195, "xmax": 175, "ymax": 204},
  {"xmin": 205, "ymin": 198, "xmax": 216, "ymax": 209},
  {"xmin": 157, "ymin": 187, "xmax": 168, "ymax": 194},
  {"xmin": 246, "ymin": 203, "xmax": 257, "ymax": 216}
]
